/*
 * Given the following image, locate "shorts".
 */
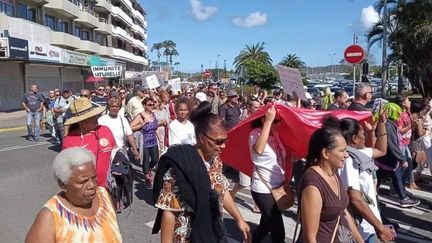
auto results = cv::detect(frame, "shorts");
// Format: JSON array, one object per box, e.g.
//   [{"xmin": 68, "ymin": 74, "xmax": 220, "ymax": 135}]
[{"xmin": 238, "ymin": 172, "xmax": 251, "ymax": 187}]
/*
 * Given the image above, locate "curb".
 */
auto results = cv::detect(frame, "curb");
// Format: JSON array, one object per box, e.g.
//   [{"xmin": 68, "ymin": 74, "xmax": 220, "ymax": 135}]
[{"xmin": 0, "ymin": 126, "xmax": 26, "ymax": 133}]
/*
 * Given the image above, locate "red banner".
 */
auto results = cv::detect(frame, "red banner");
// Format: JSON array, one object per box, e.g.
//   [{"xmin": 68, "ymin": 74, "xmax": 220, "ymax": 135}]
[{"xmin": 220, "ymin": 104, "xmax": 371, "ymax": 181}]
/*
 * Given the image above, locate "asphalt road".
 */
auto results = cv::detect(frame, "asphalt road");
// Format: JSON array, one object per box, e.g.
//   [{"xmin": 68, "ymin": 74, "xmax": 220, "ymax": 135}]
[{"xmin": 1, "ymin": 128, "xmax": 432, "ymax": 243}]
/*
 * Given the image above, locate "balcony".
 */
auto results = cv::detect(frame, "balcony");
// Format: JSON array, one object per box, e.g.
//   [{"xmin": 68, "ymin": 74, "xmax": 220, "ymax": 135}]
[
  {"xmin": 77, "ymin": 40, "xmax": 100, "ymax": 54},
  {"xmin": 132, "ymin": 38, "xmax": 146, "ymax": 50},
  {"xmin": 99, "ymin": 45, "xmax": 112, "ymax": 56},
  {"xmin": 96, "ymin": 18, "xmax": 112, "ymax": 35},
  {"xmin": 45, "ymin": 0, "xmax": 80, "ymax": 19},
  {"xmin": 95, "ymin": 0, "xmax": 112, "ymax": 12},
  {"xmin": 76, "ymin": 7, "xmax": 100, "ymax": 28},
  {"xmin": 0, "ymin": 13, "xmax": 51, "ymax": 43},
  {"xmin": 111, "ymin": 26, "xmax": 134, "ymax": 43},
  {"xmin": 50, "ymin": 31, "xmax": 81, "ymax": 50},
  {"xmin": 132, "ymin": 9, "xmax": 144, "ymax": 23},
  {"xmin": 131, "ymin": 23, "xmax": 145, "ymax": 36},
  {"xmin": 112, "ymin": 47, "xmax": 148, "ymax": 65},
  {"xmin": 112, "ymin": 6, "xmax": 133, "ymax": 26}
]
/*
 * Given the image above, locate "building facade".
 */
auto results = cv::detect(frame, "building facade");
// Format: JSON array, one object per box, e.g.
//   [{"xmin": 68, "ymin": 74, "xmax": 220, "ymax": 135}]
[{"xmin": 0, "ymin": 0, "xmax": 148, "ymax": 111}]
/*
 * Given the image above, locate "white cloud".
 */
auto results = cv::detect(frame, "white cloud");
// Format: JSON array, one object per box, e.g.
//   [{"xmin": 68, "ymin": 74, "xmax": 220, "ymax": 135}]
[
  {"xmin": 360, "ymin": 6, "xmax": 380, "ymax": 30},
  {"xmin": 190, "ymin": 0, "xmax": 218, "ymax": 21},
  {"xmin": 351, "ymin": 6, "xmax": 380, "ymax": 35},
  {"xmin": 232, "ymin": 12, "xmax": 268, "ymax": 28}
]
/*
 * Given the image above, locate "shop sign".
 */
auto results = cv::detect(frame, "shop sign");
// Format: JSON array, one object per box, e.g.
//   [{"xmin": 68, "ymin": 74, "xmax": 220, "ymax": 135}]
[
  {"xmin": 61, "ymin": 49, "xmax": 89, "ymax": 66},
  {"xmin": 8, "ymin": 36, "xmax": 28, "ymax": 60},
  {"xmin": 28, "ymin": 41, "xmax": 61, "ymax": 62},
  {"xmin": 91, "ymin": 66, "xmax": 121, "ymax": 77}
]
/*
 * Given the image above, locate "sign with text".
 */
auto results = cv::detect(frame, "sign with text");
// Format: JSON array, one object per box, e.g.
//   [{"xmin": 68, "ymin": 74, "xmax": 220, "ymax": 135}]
[
  {"xmin": 276, "ymin": 65, "xmax": 306, "ymax": 100},
  {"xmin": 145, "ymin": 74, "xmax": 160, "ymax": 89},
  {"xmin": 61, "ymin": 49, "xmax": 89, "ymax": 66},
  {"xmin": 91, "ymin": 66, "xmax": 121, "ymax": 78},
  {"xmin": 28, "ymin": 41, "xmax": 61, "ymax": 62},
  {"xmin": 168, "ymin": 78, "xmax": 181, "ymax": 92},
  {"xmin": 8, "ymin": 37, "xmax": 28, "ymax": 60}
]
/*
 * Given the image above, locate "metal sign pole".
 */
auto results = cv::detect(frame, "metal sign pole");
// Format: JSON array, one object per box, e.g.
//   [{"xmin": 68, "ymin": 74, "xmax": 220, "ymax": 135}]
[{"xmin": 353, "ymin": 64, "xmax": 356, "ymax": 96}]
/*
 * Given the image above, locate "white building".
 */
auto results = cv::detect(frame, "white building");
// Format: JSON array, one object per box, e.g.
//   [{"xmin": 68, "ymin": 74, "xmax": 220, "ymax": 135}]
[{"xmin": 0, "ymin": 0, "xmax": 148, "ymax": 111}]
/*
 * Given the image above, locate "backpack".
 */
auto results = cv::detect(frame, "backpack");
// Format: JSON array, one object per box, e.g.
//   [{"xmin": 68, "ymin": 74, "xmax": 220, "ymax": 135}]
[{"xmin": 107, "ymin": 148, "xmax": 134, "ymax": 213}]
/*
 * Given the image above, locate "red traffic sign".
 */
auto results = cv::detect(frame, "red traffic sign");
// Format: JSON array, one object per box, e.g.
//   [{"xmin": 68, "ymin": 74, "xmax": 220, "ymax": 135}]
[
  {"xmin": 344, "ymin": 45, "xmax": 365, "ymax": 64},
  {"xmin": 204, "ymin": 70, "xmax": 212, "ymax": 78}
]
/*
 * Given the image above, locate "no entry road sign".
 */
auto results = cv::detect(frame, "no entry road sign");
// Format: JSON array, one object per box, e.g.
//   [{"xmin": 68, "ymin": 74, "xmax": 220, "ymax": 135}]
[{"xmin": 344, "ymin": 45, "xmax": 365, "ymax": 64}]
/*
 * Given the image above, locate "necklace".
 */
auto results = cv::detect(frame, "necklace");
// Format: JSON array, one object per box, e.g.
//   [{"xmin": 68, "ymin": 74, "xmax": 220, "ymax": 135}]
[{"xmin": 319, "ymin": 165, "xmax": 335, "ymax": 177}]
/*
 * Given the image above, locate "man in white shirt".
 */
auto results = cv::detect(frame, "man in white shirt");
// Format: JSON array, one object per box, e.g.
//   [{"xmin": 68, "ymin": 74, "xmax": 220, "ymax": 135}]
[{"xmin": 99, "ymin": 97, "xmax": 139, "ymax": 161}]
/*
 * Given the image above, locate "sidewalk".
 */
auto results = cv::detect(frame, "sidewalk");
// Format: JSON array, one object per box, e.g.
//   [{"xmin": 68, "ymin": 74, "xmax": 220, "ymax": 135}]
[{"xmin": 0, "ymin": 110, "xmax": 26, "ymax": 131}]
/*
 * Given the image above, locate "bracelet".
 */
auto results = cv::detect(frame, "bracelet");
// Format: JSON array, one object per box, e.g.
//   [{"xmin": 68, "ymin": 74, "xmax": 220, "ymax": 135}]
[{"xmin": 377, "ymin": 133, "xmax": 387, "ymax": 136}]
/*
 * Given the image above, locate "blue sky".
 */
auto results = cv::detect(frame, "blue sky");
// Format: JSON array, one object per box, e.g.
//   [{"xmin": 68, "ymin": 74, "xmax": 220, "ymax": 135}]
[{"xmin": 140, "ymin": 0, "xmax": 383, "ymax": 73}]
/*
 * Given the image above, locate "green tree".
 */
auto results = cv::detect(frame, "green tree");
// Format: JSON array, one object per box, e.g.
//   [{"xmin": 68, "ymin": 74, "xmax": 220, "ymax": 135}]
[
  {"xmin": 150, "ymin": 42, "xmax": 164, "ymax": 69},
  {"xmin": 233, "ymin": 42, "xmax": 272, "ymax": 74},
  {"xmin": 243, "ymin": 60, "xmax": 279, "ymax": 89},
  {"xmin": 279, "ymin": 54, "xmax": 305, "ymax": 69}
]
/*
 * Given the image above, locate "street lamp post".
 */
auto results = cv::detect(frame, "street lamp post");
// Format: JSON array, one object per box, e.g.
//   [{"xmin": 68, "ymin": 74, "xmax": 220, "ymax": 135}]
[
  {"xmin": 329, "ymin": 53, "xmax": 336, "ymax": 77},
  {"xmin": 381, "ymin": 0, "xmax": 388, "ymax": 97},
  {"xmin": 217, "ymin": 54, "xmax": 220, "ymax": 82}
]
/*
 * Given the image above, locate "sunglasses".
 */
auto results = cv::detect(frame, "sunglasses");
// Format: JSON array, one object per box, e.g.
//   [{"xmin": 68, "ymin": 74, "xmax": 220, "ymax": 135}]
[
  {"xmin": 203, "ymin": 133, "xmax": 228, "ymax": 146},
  {"xmin": 146, "ymin": 103, "xmax": 154, "ymax": 107},
  {"xmin": 98, "ymin": 88, "xmax": 105, "ymax": 91},
  {"xmin": 120, "ymin": 92, "xmax": 126, "ymax": 94}
]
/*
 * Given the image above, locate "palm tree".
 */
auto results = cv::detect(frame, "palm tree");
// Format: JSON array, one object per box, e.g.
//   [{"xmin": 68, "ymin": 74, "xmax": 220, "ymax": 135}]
[
  {"xmin": 162, "ymin": 40, "xmax": 176, "ymax": 63},
  {"xmin": 150, "ymin": 42, "xmax": 164, "ymax": 70},
  {"xmin": 164, "ymin": 49, "xmax": 179, "ymax": 67},
  {"xmin": 233, "ymin": 42, "xmax": 272, "ymax": 74},
  {"xmin": 279, "ymin": 54, "xmax": 305, "ymax": 69}
]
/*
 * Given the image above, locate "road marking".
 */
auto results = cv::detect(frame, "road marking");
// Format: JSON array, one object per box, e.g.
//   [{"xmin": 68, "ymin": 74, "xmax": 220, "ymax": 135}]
[
  {"xmin": 0, "ymin": 126, "xmax": 26, "ymax": 133},
  {"xmin": 0, "ymin": 142, "xmax": 50, "ymax": 152}
]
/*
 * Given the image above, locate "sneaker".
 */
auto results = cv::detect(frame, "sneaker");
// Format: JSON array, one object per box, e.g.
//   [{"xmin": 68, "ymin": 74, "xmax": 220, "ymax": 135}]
[
  {"xmin": 400, "ymin": 197, "xmax": 420, "ymax": 208},
  {"xmin": 26, "ymin": 135, "xmax": 32, "ymax": 141},
  {"xmin": 34, "ymin": 138, "xmax": 40, "ymax": 142},
  {"xmin": 390, "ymin": 189, "xmax": 414, "ymax": 198}
]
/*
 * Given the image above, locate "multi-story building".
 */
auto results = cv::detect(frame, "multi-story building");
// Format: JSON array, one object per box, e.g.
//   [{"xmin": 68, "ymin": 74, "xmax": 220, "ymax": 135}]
[{"xmin": 0, "ymin": 0, "xmax": 148, "ymax": 111}]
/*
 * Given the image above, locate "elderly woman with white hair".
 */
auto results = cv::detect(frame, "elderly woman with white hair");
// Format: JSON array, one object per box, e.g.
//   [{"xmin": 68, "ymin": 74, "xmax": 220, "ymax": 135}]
[{"xmin": 25, "ymin": 147, "xmax": 122, "ymax": 243}]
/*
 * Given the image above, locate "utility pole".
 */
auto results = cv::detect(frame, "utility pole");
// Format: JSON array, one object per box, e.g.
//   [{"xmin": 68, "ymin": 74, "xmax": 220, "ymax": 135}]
[
  {"xmin": 381, "ymin": 0, "xmax": 388, "ymax": 97},
  {"xmin": 217, "ymin": 54, "xmax": 220, "ymax": 82},
  {"xmin": 353, "ymin": 34, "xmax": 358, "ymax": 96}
]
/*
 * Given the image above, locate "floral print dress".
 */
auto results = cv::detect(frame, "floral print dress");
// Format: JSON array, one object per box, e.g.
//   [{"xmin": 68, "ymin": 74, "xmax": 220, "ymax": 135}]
[{"xmin": 155, "ymin": 156, "xmax": 229, "ymax": 243}]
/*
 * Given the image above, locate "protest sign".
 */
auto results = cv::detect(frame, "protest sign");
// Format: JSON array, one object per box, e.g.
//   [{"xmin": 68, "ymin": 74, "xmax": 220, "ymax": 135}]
[
  {"xmin": 276, "ymin": 65, "xmax": 306, "ymax": 100},
  {"xmin": 145, "ymin": 74, "xmax": 160, "ymax": 89}
]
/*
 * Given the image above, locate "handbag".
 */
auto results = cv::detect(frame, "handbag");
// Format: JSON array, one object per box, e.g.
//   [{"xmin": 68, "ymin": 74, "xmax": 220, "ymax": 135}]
[{"xmin": 256, "ymin": 171, "xmax": 294, "ymax": 211}]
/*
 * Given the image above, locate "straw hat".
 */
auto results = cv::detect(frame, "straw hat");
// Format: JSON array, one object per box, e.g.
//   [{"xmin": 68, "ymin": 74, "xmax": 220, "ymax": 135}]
[{"xmin": 64, "ymin": 98, "xmax": 106, "ymax": 126}]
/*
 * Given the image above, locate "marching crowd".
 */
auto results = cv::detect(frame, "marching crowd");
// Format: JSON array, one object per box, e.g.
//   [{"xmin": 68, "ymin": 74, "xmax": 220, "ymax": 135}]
[{"xmin": 20, "ymin": 81, "xmax": 432, "ymax": 243}]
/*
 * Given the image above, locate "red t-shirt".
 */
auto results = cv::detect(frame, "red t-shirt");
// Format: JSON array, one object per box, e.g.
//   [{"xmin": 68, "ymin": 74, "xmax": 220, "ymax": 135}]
[{"xmin": 63, "ymin": 125, "xmax": 116, "ymax": 187}]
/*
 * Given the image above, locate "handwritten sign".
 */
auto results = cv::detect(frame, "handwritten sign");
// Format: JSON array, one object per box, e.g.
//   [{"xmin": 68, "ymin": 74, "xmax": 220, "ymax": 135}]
[
  {"xmin": 276, "ymin": 65, "xmax": 306, "ymax": 100},
  {"xmin": 145, "ymin": 74, "xmax": 160, "ymax": 89},
  {"xmin": 168, "ymin": 78, "xmax": 181, "ymax": 92}
]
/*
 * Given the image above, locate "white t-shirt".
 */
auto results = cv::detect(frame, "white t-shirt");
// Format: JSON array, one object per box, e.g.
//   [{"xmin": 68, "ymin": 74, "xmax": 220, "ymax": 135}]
[
  {"xmin": 249, "ymin": 128, "xmax": 286, "ymax": 193},
  {"xmin": 98, "ymin": 114, "xmax": 132, "ymax": 148},
  {"xmin": 168, "ymin": 119, "xmax": 196, "ymax": 146},
  {"xmin": 339, "ymin": 147, "xmax": 382, "ymax": 240}
]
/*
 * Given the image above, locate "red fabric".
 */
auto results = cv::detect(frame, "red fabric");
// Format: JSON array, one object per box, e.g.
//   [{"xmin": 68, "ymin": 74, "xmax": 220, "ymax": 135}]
[
  {"xmin": 168, "ymin": 102, "xmax": 176, "ymax": 121},
  {"xmin": 220, "ymin": 104, "xmax": 371, "ymax": 181},
  {"xmin": 63, "ymin": 125, "xmax": 116, "ymax": 187}
]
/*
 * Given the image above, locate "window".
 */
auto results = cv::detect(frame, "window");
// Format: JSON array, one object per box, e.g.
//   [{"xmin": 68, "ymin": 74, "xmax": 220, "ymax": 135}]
[
  {"xmin": 82, "ymin": 30, "xmax": 90, "ymax": 40},
  {"xmin": 74, "ymin": 26, "xmax": 81, "ymax": 38},
  {"xmin": 45, "ymin": 15, "xmax": 56, "ymax": 30},
  {"xmin": 27, "ymin": 8, "xmax": 36, "ymax": 22},
  {"xmin": 1, "ymin": 2, "xmax": 15, "ymax": 17},
  {"xmin": 96, "ymin": 34, "xmax": 107, "ymax": 46},
  {"xmin": 17, "ymin": 3, "xmax": 27, "ymax": 19},
  {"xmin": 58, "ymin": 21, "xmax": 68, "ymax": 33}
]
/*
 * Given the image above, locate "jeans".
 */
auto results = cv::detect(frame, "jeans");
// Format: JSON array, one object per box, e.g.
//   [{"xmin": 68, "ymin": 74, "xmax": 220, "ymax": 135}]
[
  {"xmin": 26, "ymin": 111, "xmax": 41, "ymax": 138},
  {"xmin": 377, "ymin": 166, "xmax": 407, "ymax": 200},
  {"xmin": 251, "ymin": 191, "xmax": 285, "ymax": 243},
  {"xmin": 365, "ymin": 234, "xmax": 376, "ymax": 243},
  {"xmin": 142, "ymin": 145, "xmax": 159, "ymax": 175},
  {"xmin": 401, "ymin": 146, "xmax": 414, "ymax": 184}
]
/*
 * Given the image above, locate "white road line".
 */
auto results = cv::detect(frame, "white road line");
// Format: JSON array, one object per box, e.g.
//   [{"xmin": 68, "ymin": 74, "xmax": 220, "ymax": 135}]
[{"xmin": 0, "ymin": 142, "xmax": 50, "ymax": 152}]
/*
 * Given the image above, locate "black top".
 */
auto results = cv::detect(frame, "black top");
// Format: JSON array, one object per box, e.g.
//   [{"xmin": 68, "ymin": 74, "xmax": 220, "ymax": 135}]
[
  {"xmin": 91, "ymin": 96, "xmax": 108, "ymax": 106},
  {"xmin": 347, "ymin": 102, "xmax": 368, "ymax": 111},
  {"xmin": 218, "ymin": 103, "xmax": 241, "ymax": 130},
  {"xmin": 327, "ymin": 103, "xmax": 343, "ymax": 111}
]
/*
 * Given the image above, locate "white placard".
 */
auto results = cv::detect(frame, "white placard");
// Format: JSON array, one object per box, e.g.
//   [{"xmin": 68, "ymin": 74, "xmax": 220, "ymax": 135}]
[
  {"xmin": 145, "ymin": 74, "xmax": 160, "ymax": 89},
  {"xmin": 91, "ymin": 66, "xmax": 121, "ymax": 77},
  {"xmin": 168, "ymin": 78, "xmax": 181, "ymax": 92},
  {"xmin": 276, "ymin": 65, "xmax": 306, "ymax": 100}
]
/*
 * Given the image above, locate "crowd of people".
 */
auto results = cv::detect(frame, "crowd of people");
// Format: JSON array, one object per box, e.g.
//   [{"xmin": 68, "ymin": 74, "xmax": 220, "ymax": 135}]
[{"xmin": 21, "ymin": 81, "xmax": 432, "ymax": 243}]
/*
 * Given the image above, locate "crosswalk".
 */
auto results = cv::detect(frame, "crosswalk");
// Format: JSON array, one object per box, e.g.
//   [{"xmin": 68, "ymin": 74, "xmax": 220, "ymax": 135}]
[{"xmin": 143, "ymin": 172, "xmax": 432, "ymax": 243}]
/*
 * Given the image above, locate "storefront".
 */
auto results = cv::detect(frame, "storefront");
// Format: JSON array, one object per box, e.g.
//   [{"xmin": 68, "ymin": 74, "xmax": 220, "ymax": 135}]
[{"xmin": 0, "ymin": 36, "xmax": 27, "ymax": 111}]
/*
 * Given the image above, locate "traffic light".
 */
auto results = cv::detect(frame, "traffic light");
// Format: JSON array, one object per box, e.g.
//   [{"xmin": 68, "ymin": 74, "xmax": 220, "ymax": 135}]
[{"xmin": 362, "ymin": 62, "xmax": 369, "ymax": 75}]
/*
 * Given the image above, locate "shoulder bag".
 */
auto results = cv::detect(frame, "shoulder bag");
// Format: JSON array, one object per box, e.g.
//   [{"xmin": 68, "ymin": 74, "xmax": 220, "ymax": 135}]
[{"xmin": 256, "ymin": 171, "xmax": 294, "ymax": 211}]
